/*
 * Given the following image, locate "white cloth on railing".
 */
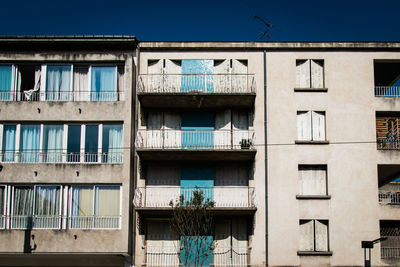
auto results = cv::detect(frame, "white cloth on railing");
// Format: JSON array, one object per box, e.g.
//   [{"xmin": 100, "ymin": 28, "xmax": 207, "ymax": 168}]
[{"xmin": 24, "ymin": 68, "xmax": 41, "ymax": 100}]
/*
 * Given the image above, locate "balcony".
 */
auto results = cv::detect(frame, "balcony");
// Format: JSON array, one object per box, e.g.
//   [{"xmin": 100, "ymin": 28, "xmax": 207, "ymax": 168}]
[
  {"xmin": 135, "ymin": 129, "xmax": 256, "ymax": 161},
  {"xmin": 137, "ymin": 74, "xmax": 256, "ymax": 109},
  {"xmin": 134, "ymin": 186, "xmax": 256, "ymax": 215},
  {"xmin": 144, "ymin": 245, "xmax": 249, "ymax": 267},
  {"xmin": 375, "ymin": 86, "xmax": 400, "ymax": 97},
  {"xmin": 0, "ymin": 91, "xmax": 125, "ymax": 102},
  {"xmin": 379, "ymin": 191, "xmax": 400, "ymax": 205},
  {"xmin": 0, "ymin": 151, "xmax": 123, "ymax": 164},
  {"xmin": 377, "ymin": 138, "xmax": 400, "ymax": 150}
]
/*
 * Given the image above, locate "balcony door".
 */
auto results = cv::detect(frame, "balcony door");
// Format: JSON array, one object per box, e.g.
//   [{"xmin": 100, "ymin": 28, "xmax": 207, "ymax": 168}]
[
  {"xmin": 181, "ymin": 60, "xmax": 214, "ymax": 93},
  {"xmin": 182, "ymin": 112, "xmax": 214, "ymax": 149}
]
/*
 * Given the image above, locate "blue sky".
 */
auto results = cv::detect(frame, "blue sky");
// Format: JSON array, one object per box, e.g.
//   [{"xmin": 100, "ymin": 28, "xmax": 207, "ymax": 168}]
[{"xmin": 1, "ymin": 0, "xmax": 400, "ymax": 41}]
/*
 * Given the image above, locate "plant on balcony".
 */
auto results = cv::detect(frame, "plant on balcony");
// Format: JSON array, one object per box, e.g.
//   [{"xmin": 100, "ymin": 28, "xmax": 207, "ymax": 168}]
[{"xmin": 169, "ymin": 188, "xmax": 215, "ymax": 267}]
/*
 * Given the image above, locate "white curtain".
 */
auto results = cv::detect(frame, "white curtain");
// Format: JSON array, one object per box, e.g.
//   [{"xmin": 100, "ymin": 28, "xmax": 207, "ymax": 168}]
[
  {"xmin": 232, "ymin": 59, "xmax": 248, "ymax": 93},
  {"xmin": 298, "ymin": 166, "xmax": 327, "ymax": 195},
  {"xmin": 0, "ymin": 186, "xmax": 4, "ymax": 228},
  {"xmin": 34, "ymin": 186, "xmax": 60, "ymax": 228},
  {"xmin": 2, "ymin": 125, "xmax": 16, "ymax": 162},
  {"xmin": 215, "ymin": 110, "xmax": 231, "ymax": 149},
  {"xmin": 297, "ymin": 111, "xmax": 312, "ymax": 140},
  {"xmin": 103, "ymin": 124, "xmax": 123, "ymax": 163},
  {"xmin": 12, "ymin": 187, "xmax": 33, "ymax": 229},
  {"xmin": 312, "ymin": 111, "xmax": 326, "ymax": 141},
  {"xmin": 23, "ymin": 67, "xmax": 41, "ymax": 101},
  {"xmin": 299, "ymin": 220, "xmax": 314, "ymax": 251},
  {"xmin": 164, "ymin": 112, "xmax": 181, "ymax": 149},
  {"xmin": 42, "ymin": 125, "xmax": 63, "ymax": 162},
  {"xmin": 165, "ymin": 59, "xmax": 181, "ymax": 92},
  {"xmin": 296, "ymin": 60, "xmax": 310, "ymax": 88},
  {"xmin": 311, "ymin": 60, "xmax": 324, "ymax": 88},
  {"xmin": 147, "ymin": 60, "xmax": 163, "ymax": 93},
  {"xmin": 20, "ymin": 125, "xmax": 40, "ymax": 162},
  {"xmin": 315, "ymin": 220, "xmax": 328, "ymax": 251},
  {"xmin": 214, "ymin": 60, "xmax": 230, "ymax": 93},
  {"xmin": 73, "ymin": 66, "xmax": 89, "ymax": 101},
  {"xmin": 147, "ymin": 112, "xmax": 163, "ymax": 148},
  {"xmin": 233, "ymin": 111, "xmax": 250, "ymax": 148},
  {"xmin": 46, "ymin": 65, "xmax": 71, "ymax": 101}
]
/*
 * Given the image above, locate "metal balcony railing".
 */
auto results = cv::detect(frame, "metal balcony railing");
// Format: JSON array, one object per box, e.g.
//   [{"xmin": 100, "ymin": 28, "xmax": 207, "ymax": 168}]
[
  {"xmin": 138, "ymin": 74, "xmax": 256, "ymax": 94},
  {"xmin": 375, "ymin": 86, "xmax": 400, "ymax": 97},
  {"xmin": 379, "ymin": 191, "xmax": 400, "ymax": 205},
  {"xmin": 136, "ymin": 129, "xmax": 255, "ymax": 150},
  {"xmin": 0, "ymin": 151, "xmax": 123, "ymax": 164},
  {"xmin": 377, "ymin": 138, "xmax": 400, "ymax": 150},
  {"xmin": 382, "ymin": 247, "xmax": 400, "ymax": 258},
  {"xmin": 134, "ymin": 186, "xmax": 255, "ymax": 208},
  {"xmin": 10, "ymin": 215, "xmax": 62, "ymax": 229},
  {"xmin": 0, "ymin": 91, "xmax": 125, "ymax": 102},
  {"xmin": 69, "ymin": 215, "xmax": 121, "ymax": 229},
  {"xmin": 144, "ymin": 245, "xmax": 249, "ymax": 267}
]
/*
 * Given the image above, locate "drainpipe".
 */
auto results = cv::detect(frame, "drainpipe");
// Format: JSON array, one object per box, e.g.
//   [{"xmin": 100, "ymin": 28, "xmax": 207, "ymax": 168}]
[
  {"xmin": 263, "ymin": 49, "xmax": 268, "ymax": 266},
  {"xmin": 131, "ymin": 42, "xmax": 140, "ymax": 266}
]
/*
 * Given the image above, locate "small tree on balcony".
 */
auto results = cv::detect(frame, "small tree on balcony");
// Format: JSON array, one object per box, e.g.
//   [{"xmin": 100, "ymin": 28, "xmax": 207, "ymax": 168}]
[{"xmin": 169, "ymin": 188, "xmax": 214, "ymax": 267}]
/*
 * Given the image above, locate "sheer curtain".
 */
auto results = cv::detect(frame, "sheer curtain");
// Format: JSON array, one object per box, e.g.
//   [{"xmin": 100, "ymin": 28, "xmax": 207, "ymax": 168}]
[
  {"xmin": 34, "ymin": 186, "xmax": 60, "ymax": 228},
  {"xmin": 0, "ymin": 186, "xmax": 4, "ymax": 228},
  {"xmin": 42, "ymin": 125, "xmax": 63, "ymax": 162},
  {"xmin": 94, "ymin": 186, "xmax": 120, "ymax": 228},
  {"xmin": 0, "ymin": 65, "xmax": 12, "ymax": 101},
  {"xmin": 102, "ymin": 124, "xmax": 123, "ymax": 163},
  {"xmin": 12, "ymin": 187, "xmax": 34, "ymax": 229},
  {"xmin": 20, "ymin": 125, "xmax": 40, "ymax": 162},
  {"xmin": 91, "ymin": 66, "xmax": 116, "ymax": 101},
  {"xmin": 71, "ymin": 186, "xmax": 94, "ymax": 228},
  {"xmin": 46, "ymin": 65, "xmax": 71, "ymax": 101},
  {"xmin": 2, "ymin": 125, "xmax": 16, "ymax": 162},
  {"xmin": 73, "ymin": 66, "xmax": 89, "ymax": 101}
]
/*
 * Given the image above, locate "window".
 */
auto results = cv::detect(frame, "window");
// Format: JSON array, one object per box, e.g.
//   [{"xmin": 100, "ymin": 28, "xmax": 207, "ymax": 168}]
[
  {"xmin": 296, "ymin": 59, "xmax": 324, "ymax": 88},
  {"xmin": 297, "ymin": 111, "xmax": 326, "ymax": 141},
  {"xmin": 42, "ymin": 125, "xmax": 63, "ymax": 162},
  {"xmin": 298, "ymin": 165, "xmax": 327, "ymax": 196},
  {"xmin": 2, "ymin": 125, "xmax": 16, "ymax": 162},
  {"xmin": 85, "ymin": 125, "xmax": 99, "ymax": 162},
  {"xmin": 11, "ymin": 185, "xmax": 61, "ymax": 229},
  {"xmin": 19, "ymin": 125, "xmax": 40, "ymax": 162},
  {"xmin": 90, "ymin": 66, "xmax": 117, "ymax": 101},
  {"xmin": 0, "ymin": 65, "xmax": 13, "ymax": 100},
  {"xmin": 45, "ymin": 65, "xmax": 72, "ymax": 101},
  {"xmin": 299, "ymin": 219, "xmax": 329, "ymax": 252},
  {"xmin": 70, "ymin": 185, "xmax": 121, "ymax": 229},
  {"xmin": 67, "ymin": 125, "xmax": 81, "ymax": 162},
  {"xmin": 102, "ymin": 124, "xmax": 123, "ymax": 163}
]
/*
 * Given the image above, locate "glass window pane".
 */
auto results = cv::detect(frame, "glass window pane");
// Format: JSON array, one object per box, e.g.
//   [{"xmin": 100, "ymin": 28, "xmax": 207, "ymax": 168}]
[
  {"xmin": 2, "ymin": 125, "xmax": 16, "ymax": 162},
  {"xmin": 94, "ymin": 186, "xmax": 120, "ymax": 229},
  {"xmin": 12, "ymin": 186, "xmax": 34, "ymax": 229},
  {"xmin": 34, "ymin": 186, "xmax": 61, "ymax": 229},
  {"xmin": 0, "ymin": 65, "xmax": 12, "ymax": 100},
  {"xmin": 102, "ymin": 124, "xmax": 123, "ymax": 163},
  {"xmin": 67, "ymin": 125, "xmax": 81, "ymax": 162},
  {"xmin": 71, "ymin": 186, "xmax": 94, "ymax": 216},
  {"xmin": 46, "ymin": 65, "xmax": 71, "ymax": 100},
  {"xmin": 85, "ymin": 125, "xmax": 98, "ymax": 162},
  {"xmin": 19, "ymin": 125, "xmax": 40, "ymax": 163},
  {"xmin": 91, "ymin": 66, "xmax": 116, "ymax": 101},
  {"xmin": 42, "ymin": 125, "xmax": 63, "ymax": 162}
]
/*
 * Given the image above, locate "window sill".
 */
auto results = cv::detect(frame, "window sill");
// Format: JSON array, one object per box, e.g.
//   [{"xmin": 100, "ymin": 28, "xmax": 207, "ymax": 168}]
[
  {"xmin": 297, "ymin": 251, "xmax": 332, "ymax": 256},
  {"xmin": 295, "ymin": 140, "xmax": 329, "ymax": 145},
  {"xmin": 294, "ymin": 87, "xmax": 328, "ymax": 92},
  {"xmin": 296, "ymin": 195, "xmax": 331, "ymax": 200}
]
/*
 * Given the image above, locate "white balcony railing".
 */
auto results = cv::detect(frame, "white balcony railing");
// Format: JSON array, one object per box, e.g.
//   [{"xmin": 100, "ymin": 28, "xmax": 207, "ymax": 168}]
[
  {"xmin": 0, "ymin": 151, "xmax": 123, "ymax": 164},
  {"xmin": 382, "ymin": 247, "xmax": 400, "ymax": 258},
  {"xmin": 377, "ymin": 138, "xmax": 400, "ymax": 150},
  {"xmin": 0, "ymin": 91, "xmax": 125, "ymax": 102},
  {"xmin": 10, "ymin": 215, "xmax": 61, "ymax": 229},
  {"xmin": 375, "ymin": 86, "xmax": 400, "ymax": 97},
  {"xmin": 136, "ymin": 129, "xmax": 255, "ymax": 150},
  {"xmin": 144, "ymin": 245, "xmax": 249, "ymax": 267},
  {"xmin": 134, "ymin": 187, "xmax": 255, "ymax": 208},
  {"xmin": 138, "ymin": 74, "xmax": 256, "ymax": 94},
  {"xmin": 379, "ymin": 191, "xmax": 400, "ymax": 205},
  {"xmin": 69, "ymin": 215, "xmax": 121, "ymax": 229}
]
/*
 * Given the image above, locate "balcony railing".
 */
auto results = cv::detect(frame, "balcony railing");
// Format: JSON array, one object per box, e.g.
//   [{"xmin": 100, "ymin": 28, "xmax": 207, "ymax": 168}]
[
  {"xmin": 0, "ymin": 91, "xmax": 125, "ymax": 102},
  {"xmin": 377, "ymin": 138, "xmax": 400, "ymax": 150},
  {"xmin": 382, "ymin": 247, "xmax": 400, "ymax": 259},
  {"xmin": 144, "ymin": 245, "xmax": 249, "ymax": 267},
  {"xmin": 134, "ymin": 186, "xmax": 255, "ymax": 208},
  {"xmin": 379, "ymin": 191, "xmax": 400, "ymax": 205},
  {"xmin": 138, "ymin": 74, "xmax": 256, "ymax": 94},
  {"xmin": 69, "ymin": 215, "xmax": 121, "ymax": 229},
  {"xmin": 375, "ymin": 86, "xmax": 400, "ymax": 97},
  {"xmin": 136, "ymin": 129, "xmax": 255, "ymax": 150},
  {"xmin": 10, "ymin": 215, "xmax": 61, "ymax": 229},
  {"xmin": 0, "ymin": 151, "xmax": 123, "ymax": 164}
]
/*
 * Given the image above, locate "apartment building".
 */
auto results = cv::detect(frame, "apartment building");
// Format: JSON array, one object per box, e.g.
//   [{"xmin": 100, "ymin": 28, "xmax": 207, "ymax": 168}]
[{"xmin": 0, "ymin": 36, "xmax": 137, "ymax": 267}]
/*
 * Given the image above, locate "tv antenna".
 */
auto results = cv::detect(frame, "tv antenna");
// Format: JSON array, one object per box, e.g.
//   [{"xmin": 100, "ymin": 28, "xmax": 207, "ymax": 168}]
[{"xmin": 254, "ymin": 14, "xmax": 280, "ymax": 41}]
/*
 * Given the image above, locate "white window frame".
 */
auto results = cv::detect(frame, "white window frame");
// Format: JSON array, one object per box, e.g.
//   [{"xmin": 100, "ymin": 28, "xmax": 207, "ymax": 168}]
[
  {"xmin": 10, "ymin": 184, "xmax": 63, "ymax": 230},
  {"xmin": 299, "ymin": 219, "xmax": 329, "ymax": 252},
  {"xmin": 297, "ymin": 111, "xmax": 326, "ymax": 141},
  {"xmin": 68, "ymin": 185, "xmax": 122, "ymax": 230},
  {"xmin": 0, "ymin": 185, "xmax": 6, "ymax": 229}
]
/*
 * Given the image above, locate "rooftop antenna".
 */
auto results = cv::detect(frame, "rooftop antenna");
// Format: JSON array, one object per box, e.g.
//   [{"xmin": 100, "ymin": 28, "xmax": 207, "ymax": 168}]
[{"xmin": 254, "ymin": 14, "xmax": 280, "ymax": 41}]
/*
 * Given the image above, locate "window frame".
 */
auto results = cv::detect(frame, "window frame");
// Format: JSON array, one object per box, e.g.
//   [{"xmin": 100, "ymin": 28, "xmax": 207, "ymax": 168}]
[
  {"xmin": 296, "ymin": 110, "xmax": 327, "ymax": 142},
  {"xmin": 297, "ymin": 165, "xmax": 329, "ymax": 198},
  {"xmin": 295, "ymin": 59, "xmax": 325, "ymax": 89},
  {"xmin": 299, "ymin": 219, "xmax": 330, "ymax": 252}
]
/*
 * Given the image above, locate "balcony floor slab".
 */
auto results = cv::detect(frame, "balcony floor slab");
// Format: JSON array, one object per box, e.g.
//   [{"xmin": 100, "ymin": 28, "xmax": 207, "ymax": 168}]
[{"xmin": 136, "ymin": 149, "xmax": 256, "ymax": 161}]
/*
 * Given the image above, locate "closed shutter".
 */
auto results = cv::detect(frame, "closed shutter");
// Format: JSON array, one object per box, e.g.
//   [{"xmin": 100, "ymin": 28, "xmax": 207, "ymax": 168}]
[
  {"xmin": 296, "ymin": 60, "xmax": 310, "ymax": 88},
  {"xmin": 312, "ymin": 111, "xmax": 325, "ymax": 141},
  {"xmin": 311, "ymin": 60, "xmax": 324, "ymax": 88},
  {"xmin": 297, "ymin": 111, "xmax": 312, "ymax": 140}
]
